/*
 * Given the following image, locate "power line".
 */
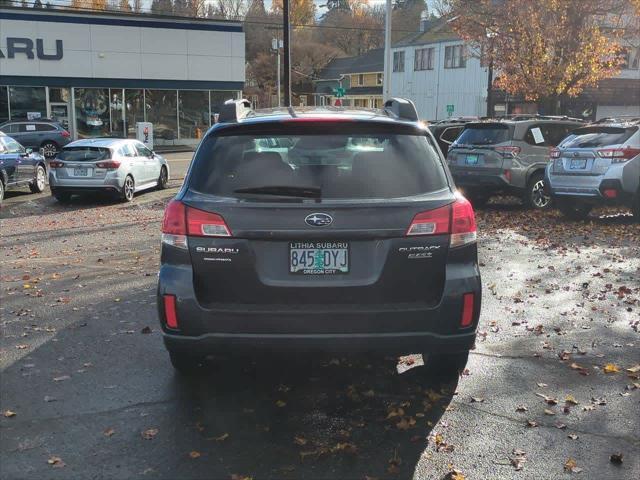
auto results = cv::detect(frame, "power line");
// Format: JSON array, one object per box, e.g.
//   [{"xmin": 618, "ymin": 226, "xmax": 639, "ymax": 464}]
[{"xmin": 10, "ymin": 3, "xmax": 425, "ymax": 35}]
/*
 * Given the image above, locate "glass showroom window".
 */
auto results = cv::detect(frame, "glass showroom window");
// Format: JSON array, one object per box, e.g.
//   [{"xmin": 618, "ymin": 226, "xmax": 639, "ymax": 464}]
[
  {"xmin": 9, "ymin": 86, "xmax": 46, "ymax": 120},
  {"xmin": 210, "ymin": 91, "xmax": 236, "ymax": 123},
  {"xmin": 178, "ymin": 90, "xmax": 209, "ymax": 141},
  {"xmin": 125, "ymin": 89, "xmax": 144, "ymax": 138},
  {"xmin": 74, "ymin": 88, "xmax": 110, "ymax": 138},
  {"xmin": 145, "ymin": 90, "xmax": 178, "ymax": 145},
  {"xmin": 0, "ymin": 87, "xmax": 8, "ymax": 124}
]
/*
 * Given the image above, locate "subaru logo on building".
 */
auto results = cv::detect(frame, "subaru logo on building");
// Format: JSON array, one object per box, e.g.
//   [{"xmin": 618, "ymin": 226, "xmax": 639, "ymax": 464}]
[{"xmin": 305, "ymin": 213, "xmax": 333, "ymax": 227}]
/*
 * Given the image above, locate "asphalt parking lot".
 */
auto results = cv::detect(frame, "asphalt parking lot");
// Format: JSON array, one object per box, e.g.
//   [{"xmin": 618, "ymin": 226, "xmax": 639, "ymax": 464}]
[{"xmin": 1, "ymin": 154, "xmax": 639, "ymax": 479}]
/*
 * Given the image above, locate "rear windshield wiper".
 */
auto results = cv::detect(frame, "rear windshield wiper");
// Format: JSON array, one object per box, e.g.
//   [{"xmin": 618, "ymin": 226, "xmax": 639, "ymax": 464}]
[{"xmin": 233, "ymin": 185, "xmax": 322, "ymax": 198}]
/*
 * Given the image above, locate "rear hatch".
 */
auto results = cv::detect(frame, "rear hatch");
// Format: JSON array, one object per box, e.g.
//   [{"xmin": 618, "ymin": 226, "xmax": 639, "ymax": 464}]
[
  {"xmin": 552, "ymin": 126, "xmax": 638, "ymax": 176},
  {"xmin": 182, "ymin": 120, "xmax": 456, "ymax": 308},
  {"xmin": 447, "ymin": 122, "xmax": 515, "ymax": 171},
  {"xmin": 53, "ymin": 146, "xmax": 113, "ymax": 180}
]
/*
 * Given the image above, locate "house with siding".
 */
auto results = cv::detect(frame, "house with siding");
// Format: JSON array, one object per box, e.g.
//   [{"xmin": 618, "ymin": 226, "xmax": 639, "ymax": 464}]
[
  {"xmin": 390, "ymin": 16, "xmax": 640, "ymax": 121},
  {"xmin": 314, "ymin": 49, "xmax": 384, "ymax": 109}
]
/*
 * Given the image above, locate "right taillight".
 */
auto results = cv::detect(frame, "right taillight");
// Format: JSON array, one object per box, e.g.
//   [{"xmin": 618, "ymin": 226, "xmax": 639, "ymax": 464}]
[
  {"xmin": 597, "ymin": 147, "xmax": 640, "ymax": 163},
  {"xmin": 161, "ymin": 200, "xmax": 232, "ymax": 249},
  {"xmin": 163, "ymin": 294, "xmax": 179, "ymax": 329},
  {"xmin": 450, "ymin": 195, "xmax": 477, "ymax": 248},
  {"xmin": 406, "ymin": 195, "xmax": 477, "ymax": 248}
]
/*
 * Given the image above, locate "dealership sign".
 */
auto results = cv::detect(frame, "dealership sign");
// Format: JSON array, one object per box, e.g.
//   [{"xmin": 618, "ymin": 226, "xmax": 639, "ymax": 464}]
[{"xmin": 0, "ymin": 37, "xmax": 63, "ymax": 60}]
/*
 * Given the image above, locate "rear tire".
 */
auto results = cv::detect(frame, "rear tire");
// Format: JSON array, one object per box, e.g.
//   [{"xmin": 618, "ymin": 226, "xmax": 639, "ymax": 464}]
[
  {"xmin": 556, "ymin": 198, "xmax": 592, "ymax": 220},
  {"xmin": 169, "ymin": 351, "xmax": 204, "ymax": 374},
  {"xmin": 121, "ymin": 175, "xmax": 135, "ymax": 202},
  {"xmin": 423, "ymin": 351, "xmax": 470, "ymax": 378},
  {"xmin": 524, "ymin": 172, "xmax": 552, "ymax": 209},
  {"xmin": 157, "ymin": 166, "xmax": 168, "ymax": 190},
  {"xmin": 30, "ymin": 165, "xmax": 46, "ymax": 193},
  {"xmin": 41, "ymin": 141, "xmax": 58, "ymax": 159},
  {"xmin": 53, "ymin": 191, "xmax": 71, "ymax": 203}
]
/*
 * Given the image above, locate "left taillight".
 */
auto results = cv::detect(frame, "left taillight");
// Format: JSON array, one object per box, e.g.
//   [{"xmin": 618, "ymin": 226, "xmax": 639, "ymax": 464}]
[
  {"xmin": 49, "ymin": 160, "xmax": 64, "ymax": 168},
  {"xmin": 406, "ymin": 195, "xmax": 477, "ymax": 248},
  {"xmin": 161, "ymin": 200, "xmax": 232, "ymax": 249},
  {"xmin": 60, "ymin": 130, "xmax": 71, "ymax": 138},
  {"xmin": 495, "ymin": 145, "xmax": 521, "ymax": 157},
  {"xmin": 161, "ymin": 200, "xmax": 188, "ymax": 249}
]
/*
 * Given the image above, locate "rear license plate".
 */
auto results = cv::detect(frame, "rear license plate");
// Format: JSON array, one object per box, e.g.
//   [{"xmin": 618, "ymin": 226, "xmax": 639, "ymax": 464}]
[
  {"xmin": 569, "ymin": 159, "xmax": 587, "ymax": 170},
  {"xmin": 74, "ymin": 167, "xmax": 88, "ymax": 176},
  {"xmin": 290, "ymin": 242, "xmax": 349, "ymax": 275},
  {"xmin": 465, "ymin": 154, "xmax": 479, "ymax": 165}
]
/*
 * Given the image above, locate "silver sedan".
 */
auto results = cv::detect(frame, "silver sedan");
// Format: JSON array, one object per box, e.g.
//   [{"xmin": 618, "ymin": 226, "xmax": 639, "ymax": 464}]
[{"xmin": 48, "ymin": 138, "xmax": 170, "ymax": 202}]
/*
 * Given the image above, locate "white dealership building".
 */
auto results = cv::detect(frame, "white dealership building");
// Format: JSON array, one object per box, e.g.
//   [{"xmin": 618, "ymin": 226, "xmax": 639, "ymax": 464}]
[{"xmin": 0, "ymin": 7, "xmax": 245, "ymax": 145}]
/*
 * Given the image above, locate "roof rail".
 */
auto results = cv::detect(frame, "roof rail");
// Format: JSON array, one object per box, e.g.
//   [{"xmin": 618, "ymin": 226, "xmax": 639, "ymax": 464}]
[
  {"xmin": 218, "ymin": 99, "xmax": 254, "ymax": 123},
  {"xmin": 383, "ymin": 98, "xmax": 419, "ymax": 122},
  {"xmin": 594, "ymin": 116, "xmax": 640, "ymax": 124}
]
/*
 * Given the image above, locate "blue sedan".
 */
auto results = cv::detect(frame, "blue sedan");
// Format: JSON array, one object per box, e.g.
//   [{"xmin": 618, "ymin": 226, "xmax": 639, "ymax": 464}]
[{"xmin": 0, "ymin": 133, "xmax": 47, "ymax": 204}]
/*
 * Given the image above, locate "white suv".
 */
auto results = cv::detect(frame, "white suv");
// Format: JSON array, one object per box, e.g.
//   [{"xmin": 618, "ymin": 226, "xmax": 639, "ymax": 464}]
[{"xmin": 546, "ymin": 118, "xmax": 640, "ymax": 221}]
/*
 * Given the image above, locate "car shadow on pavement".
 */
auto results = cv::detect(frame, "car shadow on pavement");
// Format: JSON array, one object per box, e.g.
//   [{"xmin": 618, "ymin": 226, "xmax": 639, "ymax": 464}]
[{"xmin": 167, "ymin": 354, "xmax": 459, "ymax": 479}]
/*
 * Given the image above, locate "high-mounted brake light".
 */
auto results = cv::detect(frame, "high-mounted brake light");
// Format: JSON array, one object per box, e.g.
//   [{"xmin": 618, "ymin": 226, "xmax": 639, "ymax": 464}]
[
  {"xmin": 597, "ymin": 147, "xmax": 640, "ymax": 163},
  {"xmin": 95, "ymin": 160, "xmax": 121, "ymax": 169},
  {"xmin": 163, "ymin": 294, "xmax": 179, "ymax": 329},
  {"xmin": 161, "ymin": 200, "xmax": 232, "ymax": 249},
  {"xmin": 406, "ymin": 195, "xmax": 477, "ymax": 248},
  {"xmin": 49, "ymin": 160, "xmax": 64, "ymax": 168}
]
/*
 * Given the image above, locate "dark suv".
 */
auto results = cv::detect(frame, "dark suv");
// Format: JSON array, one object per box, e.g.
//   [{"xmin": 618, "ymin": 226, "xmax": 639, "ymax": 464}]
[
  {"xmin": 157, "ymin": 99, "xmax": 482, "ymax": 375},
  {"xmin": 447, "ymin": 116, "xmax": 583, "ymax": 208},
  {"xmin": 0, "ymin": 119, "xmax": 71, "ymax": 158}
]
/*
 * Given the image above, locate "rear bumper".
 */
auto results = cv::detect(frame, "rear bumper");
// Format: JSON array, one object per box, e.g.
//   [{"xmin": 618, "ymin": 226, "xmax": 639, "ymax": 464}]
[
  {"xmin": 157, "ymin": 258, "xmax": 481, "ymax": 355},
  {"xmin": 546, "ymin": 170, "xmax": 637, "ymax": 207},
  {"xmin": 49, "ymin": 174, "xmax": 124, "ymax": 195},
  {"xmin": 163, "ymin": 329, "xmax": 477, "ymax": 355},
  {"xmin": 450, "ymin": 168, "xmax": 514, "ymax": 192}
]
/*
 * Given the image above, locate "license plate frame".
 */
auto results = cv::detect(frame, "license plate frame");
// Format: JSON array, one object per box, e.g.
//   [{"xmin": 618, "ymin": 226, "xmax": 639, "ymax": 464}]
[
  {"xmin": 73, "ymin": 167, "xmax": 89, "ymax": 177},
  {"xmin": 465, "ymin": 154, "xmax": 479, "ymax": 165},
  {"xmin": 289, "ymin": 242, "xmax": 350, "ymax": 275},
  {"xmin": 569, "ymin": 159, "xmax": 587, "ymax": 170}
]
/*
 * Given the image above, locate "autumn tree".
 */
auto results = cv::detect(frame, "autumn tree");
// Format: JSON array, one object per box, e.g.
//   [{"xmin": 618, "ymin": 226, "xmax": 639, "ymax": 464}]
[
  {"xmin": 447, "ymin": 0, "xmax": 628, "ymax": 113},
  {"xmin": 118, "ymin": 0, "xmax": 131, "ymax": 11},
  {"xmin": 318, "ymin": 1, "xmax": 384, "ymax": 56},
  {"xmin": 270, "ymin": 0, "xmax": 316, "ymax": 26},
  {"xmin": 70, "ymin": 0, "xmax": 108, "ymax": 10}
]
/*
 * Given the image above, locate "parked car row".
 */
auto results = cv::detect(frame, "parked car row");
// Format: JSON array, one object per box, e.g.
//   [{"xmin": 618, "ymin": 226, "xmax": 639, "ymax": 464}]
[
  {"xmin": 0, "ymin": 132, "xmax": 170, "ymax": 204},
  {"xmin": 429, "ymin": 115, "xmax": 640, "ymax": 221},
  {"xmin": 0, "ymin": 119, "xmax": 72, "ymax": 158}
]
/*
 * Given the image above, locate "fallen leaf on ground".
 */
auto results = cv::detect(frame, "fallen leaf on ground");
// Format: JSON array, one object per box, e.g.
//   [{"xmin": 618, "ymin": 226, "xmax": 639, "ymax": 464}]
[
  {"xmin": 141, "ymin": 428, "xmax": 158, "ymax": 440},
  {"xmin": 564, "ymin": 458, "xmax": 582, "ymax": 473},
  {"xmin": 189, "ymin": 451, "xmax": 201, "ymax": 459},
  {"xmin": 104, "ymin": 427, "xmax": 115, "ymax": 437},
  {"xmin": 386, "ymin": 407, "xmax": 405, "ymax": 419},
  {"xmin": 445, "ymin": 469, "xmax": 465, "ymax": 480},
  {"xmin": 387, "ymin": 449, "xmax": 402, "ymax": 475},
  {"xmin": 293, "ymin": 436, "xmax": 307, "ymax": 446},
  {"xmin": 3, "ymin": 410, "xmax": 16, "ymax": 418},
  {"xmin": 140, "ymin": 326, "xmax": 152, "ymax": 334},
  {"xmin": 211, "ymin": 433, "xmax": 229, "ymax": 442},
  {"xmin": 230, "ymin": 475, "xmax": 252, "ymax": 480},
  {"xmin": 396, "ymin": 417, "xmax": 416, "ymax": 430},
  {"xmin": 510, "ymin": 449, "xmax": 527, "ymax": 471},
  {"xmin": 609, "ymin": 453, "xmax": 623, "ymax": 465},
  {"xmin": 626, "ymin": 365, "xmax": 640, "ymax": 374},
  {"xmin": 536, "ymin": 393, "xmax": 558, "ymax": 405},
  {"xmin": 544, "ymin": 409, "xmax": 556, "ymax": 415},
  {"xmin": 275, "ymin": 400, "xmax": 286, "ymax": 408},
  {"xmin": 603, "ymin": 363, "xmax": 620, "ymax": 374},
  {"xmin": 568, "ymin": 434, "xmax": 578, "ymax": 440},
  {"xmin": 47, "ymin": 456, "xmax": 65, "ymax": 468},
  {"xmin": 515, "ymin": 405, "xmax": 528, "ymax": 412},
  {"xmin": 53, "ymin": 375, "xmax": 70, "ymax": 382},
  {"xmin": 470, "ymin": 396, "xmax": 484, "ymax": 403},
  {"xmin": 526, "ymin": 420, "xmax": 538, "ymax": 427},
  {"xmin": 565, "ymin": 395, "xmax": 579, "ymax": 405}
]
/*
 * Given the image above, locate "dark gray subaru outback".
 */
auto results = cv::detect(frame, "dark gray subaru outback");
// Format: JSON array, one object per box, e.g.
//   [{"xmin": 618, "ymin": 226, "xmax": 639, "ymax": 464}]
[{"xmin": 157, "ymin": 99, "xmax": 481, "ymax": 375}]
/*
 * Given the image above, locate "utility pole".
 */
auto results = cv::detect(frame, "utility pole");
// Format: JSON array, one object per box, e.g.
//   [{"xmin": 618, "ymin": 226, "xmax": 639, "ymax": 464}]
[
  {"xmin": 383, "ymin": 0, "xmax": 392, "ymax": 101},
  {"xmin": 272, "ymin": 37, "xmax": 282, "ymax": 107},
  {"xmin": 283, "ymin": 0, "xmax": 292, "ymax": 107}
]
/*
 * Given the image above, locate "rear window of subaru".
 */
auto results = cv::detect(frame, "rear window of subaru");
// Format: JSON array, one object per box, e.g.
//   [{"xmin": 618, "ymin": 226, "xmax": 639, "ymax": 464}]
[
  {"xmin": 455, "ymin": 124, "xmax": 511, "ymax": 145},
  {"xmin": 560, "ymin": 126, "xmax": 637, "ymax": 148},
  {"xmin": 189, "ymin": 123, "xmax": 449, "ymax": 200},
  {"xmin": 58, "ymin": 147, "xmax": 111, "ymax": 162}
]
